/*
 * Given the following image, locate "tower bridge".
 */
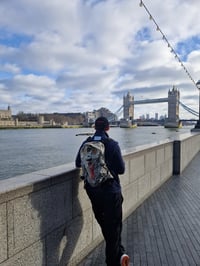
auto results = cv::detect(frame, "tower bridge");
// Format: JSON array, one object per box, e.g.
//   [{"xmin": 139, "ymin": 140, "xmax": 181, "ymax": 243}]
[
  {"xmin": 120, "ymin": 85, "xmax": 180, "ymax": 128},
  {"xmin": 109, "ymin": 86, "xmax": 198, "ymax": 127}
]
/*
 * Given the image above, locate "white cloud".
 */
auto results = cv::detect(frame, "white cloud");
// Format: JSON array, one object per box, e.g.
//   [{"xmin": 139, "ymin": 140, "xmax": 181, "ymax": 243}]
[{"xmin": 0, "ymin": 0, "xmax": 200, "ymax": 119}]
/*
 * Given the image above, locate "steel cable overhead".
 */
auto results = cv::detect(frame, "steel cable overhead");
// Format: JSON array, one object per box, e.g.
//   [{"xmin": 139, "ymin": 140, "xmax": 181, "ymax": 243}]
[{"xmin": 139, "ymin": 0, "xmax": 198, "ymax": 90}]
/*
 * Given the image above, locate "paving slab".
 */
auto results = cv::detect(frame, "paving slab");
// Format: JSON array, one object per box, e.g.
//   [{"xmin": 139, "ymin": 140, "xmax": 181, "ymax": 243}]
[{"xmin": 78, "ymin": 152, "xmax": 200, "ymax": 266}]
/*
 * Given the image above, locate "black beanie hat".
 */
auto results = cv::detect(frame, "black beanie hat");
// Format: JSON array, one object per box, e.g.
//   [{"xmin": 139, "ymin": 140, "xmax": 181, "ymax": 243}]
[{"xmin": 95, "ymin": 116, "xmax": 109, "ymax": 131}]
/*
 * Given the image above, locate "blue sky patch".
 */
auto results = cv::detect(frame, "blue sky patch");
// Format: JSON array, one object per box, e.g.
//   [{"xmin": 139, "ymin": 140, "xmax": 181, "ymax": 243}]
[
  {"xmin": 0, "ymin": 71, "xmax": 13, "ymax": 79},
  {"xmin": 0, "ymin": 30, "xmax": 33, "ymax": 48},
  {"xmin": 176, "ymin": 36, "xmax": 200, "ymax": 60},
  {"xmin": 135, "ymin": 27, "xmax": 152, "ymax": 42}
]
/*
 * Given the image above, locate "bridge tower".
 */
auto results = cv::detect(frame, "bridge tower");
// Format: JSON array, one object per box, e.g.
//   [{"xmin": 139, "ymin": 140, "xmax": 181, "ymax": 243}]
[
  {"xmin": 165, "ymin": 86, "xmax": 180, "ymax": 127},
  {"xmin": 123, "ymin": 92, "xmax": 134, "ymax": 121}
]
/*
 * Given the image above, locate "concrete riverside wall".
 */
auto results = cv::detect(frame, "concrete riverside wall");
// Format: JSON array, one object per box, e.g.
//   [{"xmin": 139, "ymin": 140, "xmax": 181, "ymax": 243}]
[
  {"xmin": 0, "ymin": 133, "xmax": 199, "ymax": 266},
  {"xmin": 173, "ymin": 133, "xmax": 200, "ymax": 174},
  {"xmin": 180, "ymin": 133, "xmax": 200, "ymax": 172}
]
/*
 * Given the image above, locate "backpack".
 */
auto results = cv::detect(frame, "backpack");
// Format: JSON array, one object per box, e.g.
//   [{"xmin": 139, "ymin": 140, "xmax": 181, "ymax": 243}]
[{"xmin": 80, "ymin": 139, "xmax": 113, "ymax": 187}]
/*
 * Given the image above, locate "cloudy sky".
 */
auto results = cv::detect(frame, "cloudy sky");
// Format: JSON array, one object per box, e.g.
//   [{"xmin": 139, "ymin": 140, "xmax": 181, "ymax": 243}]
[{"xmin": 0, "ymin": 0, "xmax": 200, "ymax": 119}]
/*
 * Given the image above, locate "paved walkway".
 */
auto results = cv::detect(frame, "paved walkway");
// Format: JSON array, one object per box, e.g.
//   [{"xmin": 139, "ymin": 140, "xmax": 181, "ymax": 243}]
[{"xmin": 78, "ymin": 152, "xmax": 200, "ymax": 266}]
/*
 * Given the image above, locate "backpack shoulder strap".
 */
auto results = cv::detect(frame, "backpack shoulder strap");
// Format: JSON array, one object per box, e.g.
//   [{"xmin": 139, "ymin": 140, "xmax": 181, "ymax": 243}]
[
  {"xmin": 85, "ymin": 136, "xmax": 92, "ymax": 142},
  {"xmin": 100, "ymin": 137, "xmax": 113, "ymax": 146}
]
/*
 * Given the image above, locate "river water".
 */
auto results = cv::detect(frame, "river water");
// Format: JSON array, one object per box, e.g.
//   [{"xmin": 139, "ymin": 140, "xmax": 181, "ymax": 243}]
[{"xmin": 0, "ymin": 126, "xmax": 193, "ymax": 180}]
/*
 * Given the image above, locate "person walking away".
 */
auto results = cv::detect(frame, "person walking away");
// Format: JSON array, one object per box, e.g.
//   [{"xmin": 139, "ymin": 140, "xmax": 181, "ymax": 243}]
[{"xmin": 75, "ymin": 117, "xmax": 130, "ymax": 266}]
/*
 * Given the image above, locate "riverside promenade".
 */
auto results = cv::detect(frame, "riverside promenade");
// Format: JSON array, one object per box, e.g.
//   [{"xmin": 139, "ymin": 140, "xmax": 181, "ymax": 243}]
[
  {"xmin": 1, "ymin": 133, "xmax": 200, "ymax": 266},
  {"xmin": 78, "ymin": 151, "xmax": 200, "ymax": 266}
]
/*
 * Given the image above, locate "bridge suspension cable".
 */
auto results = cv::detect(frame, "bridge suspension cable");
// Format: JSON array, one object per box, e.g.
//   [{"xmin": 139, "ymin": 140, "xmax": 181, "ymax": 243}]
[
  {"xmin": 115, "ymin": 105, "xmax": 123, "ymax": 115},
  {"xmin": 179, "ymin": 101, "xmax": 199, "ymax": 117},
  {"xmin": 139, "ymin": 1, "xmax": 198, "ymax": 90},
  {"xmin": 107, "ymin": 105, "xmax": 123, "ymax": 122}
]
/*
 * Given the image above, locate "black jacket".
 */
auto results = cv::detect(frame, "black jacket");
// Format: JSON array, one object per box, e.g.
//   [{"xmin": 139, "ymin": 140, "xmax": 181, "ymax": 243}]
[{"xmin": 75, "ymin": 130, "xmax": 125, "ymax": 193}]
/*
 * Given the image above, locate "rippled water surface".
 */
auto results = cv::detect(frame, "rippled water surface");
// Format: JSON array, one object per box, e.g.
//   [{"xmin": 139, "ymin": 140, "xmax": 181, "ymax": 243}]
[{"xmin": 0, "ymin": 126, "xmax": 193, "ymax": 179}]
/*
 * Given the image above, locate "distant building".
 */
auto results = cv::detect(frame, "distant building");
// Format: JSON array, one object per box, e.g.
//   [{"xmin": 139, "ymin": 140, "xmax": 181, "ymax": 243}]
[
  {"xmin": 0, "ymin": 106, "xmax": 16, "ymax": 127},
  {"xmin": 0, "ymin": 106, "xmax": 12, "ymax": 120},
  {"xmin": 83, "ymin": 108, "xmax": 117, "ymax": 127},
  {"xmin": 84, "ymin": 112, "xmax": 96, "ymax": 125}
]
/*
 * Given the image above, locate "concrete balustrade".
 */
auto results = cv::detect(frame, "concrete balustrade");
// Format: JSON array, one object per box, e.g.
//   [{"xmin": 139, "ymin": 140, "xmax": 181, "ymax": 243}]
[{"xmin": 0, "ymin": 133, "xmax": 200, "ymax": 266}]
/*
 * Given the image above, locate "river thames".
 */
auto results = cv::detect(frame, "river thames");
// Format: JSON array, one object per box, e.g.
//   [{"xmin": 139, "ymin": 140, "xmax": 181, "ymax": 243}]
[{"xmin": 0, "ymin": 126, "xmax": 193, "ymax": 180}]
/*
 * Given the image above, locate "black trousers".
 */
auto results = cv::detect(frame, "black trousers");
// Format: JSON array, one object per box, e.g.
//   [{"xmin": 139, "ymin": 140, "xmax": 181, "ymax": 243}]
[{"xmin": 86, "ymin": 188, "xmax": 125, "ymax": 266}]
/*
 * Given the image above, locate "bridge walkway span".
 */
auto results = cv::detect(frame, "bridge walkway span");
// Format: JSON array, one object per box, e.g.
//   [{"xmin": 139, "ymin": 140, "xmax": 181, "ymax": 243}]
[
  {"xmin": 78, "ymin": 152, "xmax": 200, "ymax": 266},
  {"xmin": 134, "ymin": 97, "xmax": 168, "ymax": 105}
]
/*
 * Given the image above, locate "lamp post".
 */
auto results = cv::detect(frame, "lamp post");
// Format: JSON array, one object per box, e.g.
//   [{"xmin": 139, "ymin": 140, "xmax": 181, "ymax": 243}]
[{"xmin": 192, "ymin": 80, "xmax": 200, "ymax": 131}]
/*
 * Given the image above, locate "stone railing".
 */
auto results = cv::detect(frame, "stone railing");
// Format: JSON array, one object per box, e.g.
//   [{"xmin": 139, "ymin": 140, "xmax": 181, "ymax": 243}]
[{"xmin": 0, "ymin": 133, "xmax": 200, "ymax": 266}]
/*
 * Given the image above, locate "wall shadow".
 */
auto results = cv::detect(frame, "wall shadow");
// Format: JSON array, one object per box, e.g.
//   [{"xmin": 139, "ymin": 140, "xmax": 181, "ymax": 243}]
[{"xmin": 31, "ymin": 170, "xmax": 83, "ymax": 266}]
